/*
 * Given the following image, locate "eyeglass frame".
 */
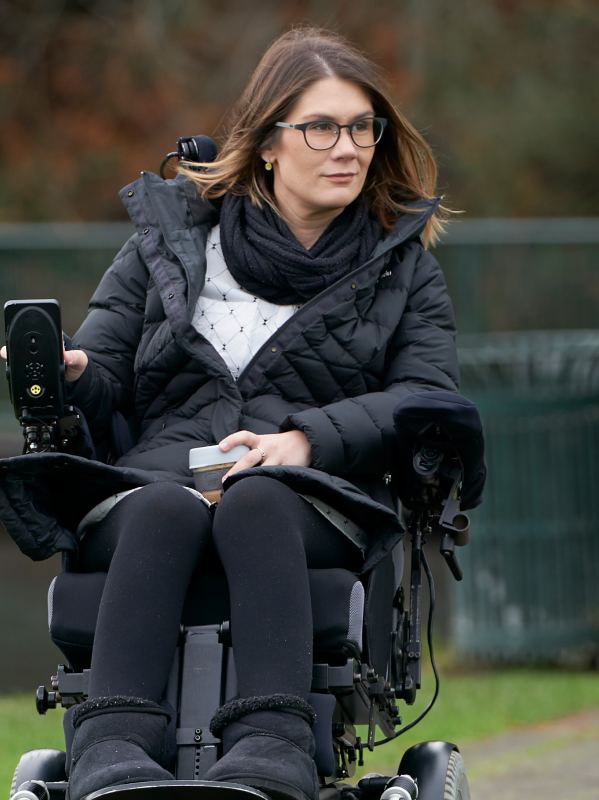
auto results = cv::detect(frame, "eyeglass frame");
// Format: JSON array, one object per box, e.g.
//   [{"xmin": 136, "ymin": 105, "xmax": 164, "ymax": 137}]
[{"xmin": 274, "ymin": 117, "xmax": 387, "ymax": 150}]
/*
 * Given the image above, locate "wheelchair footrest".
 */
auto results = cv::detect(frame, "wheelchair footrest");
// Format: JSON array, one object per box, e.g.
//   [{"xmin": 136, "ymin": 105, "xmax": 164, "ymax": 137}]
[{"xmin": 85, "ymin": 781, "xmax": 270, "ymax": 800}]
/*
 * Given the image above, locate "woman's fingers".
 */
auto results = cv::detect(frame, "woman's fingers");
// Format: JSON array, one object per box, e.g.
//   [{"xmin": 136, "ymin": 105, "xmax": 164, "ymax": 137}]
[
  {"xmin": 0, "ymin": 346, "xmax": 6, "ymax": 360},
  {"xmin": 63, "ymin": 348, "xmax": 88, "ymax": 382},
  {"xmin": 220, "ymin": 431, "xmax": 264, "ymax": 479},
  {"xmin": 219, "ymin": 431, "xmax": 259, "ymax": 480},
  {"xmin": 223, "ymin": 447, "xmax": 264, "ymax": 479},
  {"xmin": 219, "ymin": 430, "xmax": 258, "ymax": 453}
]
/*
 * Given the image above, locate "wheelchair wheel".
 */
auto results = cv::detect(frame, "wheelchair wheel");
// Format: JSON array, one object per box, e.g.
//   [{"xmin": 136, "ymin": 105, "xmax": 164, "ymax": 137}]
[
  {"xmin": 10, "ymin": 749, "xmax": 66, "ymax": 798},
  {"xmin": 443, "ymin": 751, "xmax": 470, "ymax": 800}
]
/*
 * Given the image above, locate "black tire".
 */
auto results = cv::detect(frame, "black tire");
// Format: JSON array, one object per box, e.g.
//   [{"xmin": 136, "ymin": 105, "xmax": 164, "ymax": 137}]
[
  {"xmin": 9, "ymin": 750, "xmax": 67, "ymax": 798},
  {"xmin": 443, "ymin": 751, "xmax": 470, "ymax": 800}
]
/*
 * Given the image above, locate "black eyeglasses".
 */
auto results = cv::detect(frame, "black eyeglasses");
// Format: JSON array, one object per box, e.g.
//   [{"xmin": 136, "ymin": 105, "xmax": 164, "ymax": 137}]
[{"xmin": 274, "ymin": 117, "xmax": 387, "ymax": 151}]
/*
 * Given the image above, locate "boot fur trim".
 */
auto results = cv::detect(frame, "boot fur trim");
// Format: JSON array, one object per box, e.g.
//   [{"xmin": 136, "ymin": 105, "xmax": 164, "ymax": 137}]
[
  {"xmin": 210, "ymin": 694, "xmax": 316, "ymax": 738},
  {"xmin": 72, "ymin": 696, "xmax": 169, "ymax": 728}
]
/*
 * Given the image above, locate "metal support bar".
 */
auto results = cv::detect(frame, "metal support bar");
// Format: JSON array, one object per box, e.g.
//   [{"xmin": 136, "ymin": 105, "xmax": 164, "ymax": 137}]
[{"xmin": 176, "ymin": 628, "xmax": 225, "ymax": 780}]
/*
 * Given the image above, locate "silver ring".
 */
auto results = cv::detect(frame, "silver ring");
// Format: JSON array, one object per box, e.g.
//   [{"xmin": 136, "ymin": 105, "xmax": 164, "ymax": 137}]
[{"xmin": 256, "ymin": 446, "xmax": 266, "ymax": 464}]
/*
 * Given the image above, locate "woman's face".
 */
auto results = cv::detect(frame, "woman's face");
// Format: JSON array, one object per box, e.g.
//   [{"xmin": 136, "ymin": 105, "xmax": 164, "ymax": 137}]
[{"xmin": 261, "ymin": 78, "xmax": 376, "ymax": 221}]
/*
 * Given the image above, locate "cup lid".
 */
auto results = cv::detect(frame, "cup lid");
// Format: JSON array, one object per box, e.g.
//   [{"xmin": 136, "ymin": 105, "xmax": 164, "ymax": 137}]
[{"xmin": 189, "ymin": 444, "xmax": 251, "ymax": 470}]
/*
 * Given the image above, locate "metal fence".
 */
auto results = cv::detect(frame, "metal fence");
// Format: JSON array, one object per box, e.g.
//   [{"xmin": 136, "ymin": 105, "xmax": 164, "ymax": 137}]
[{"xmin": 456, "ymin": 332, "xmax": 599, "ymax": 662}]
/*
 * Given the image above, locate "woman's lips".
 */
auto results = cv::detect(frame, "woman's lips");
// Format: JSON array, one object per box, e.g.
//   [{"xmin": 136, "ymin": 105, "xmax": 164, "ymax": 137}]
[{"xmin": 324, "ymin": 173, "xmax": 357, "ymax": 183}]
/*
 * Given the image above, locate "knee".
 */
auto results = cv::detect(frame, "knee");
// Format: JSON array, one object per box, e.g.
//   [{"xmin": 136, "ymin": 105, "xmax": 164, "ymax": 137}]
[
  {"xmin": 124, "ymin": 482, "xmax": 201, "ymax": 518},
  {"xmin": 216, "ymin": 476, "xmax": 283, "ymax": 520},
  {"xmin": 118, "ymin": 483, "xmax": 210, "ymax": 545},
  {"xmin": 212, "ymin": 476, "xmax": 295, "ymax": 549}
]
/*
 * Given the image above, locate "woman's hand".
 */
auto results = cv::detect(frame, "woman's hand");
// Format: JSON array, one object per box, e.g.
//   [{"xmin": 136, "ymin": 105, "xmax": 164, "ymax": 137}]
[
  {"xmin": 0, "ymin": 343, "xmax": 88, "ymax": 382},
  {"xmin": 219, "ymin": 429, "xmax": 311, "ymax": 480}
]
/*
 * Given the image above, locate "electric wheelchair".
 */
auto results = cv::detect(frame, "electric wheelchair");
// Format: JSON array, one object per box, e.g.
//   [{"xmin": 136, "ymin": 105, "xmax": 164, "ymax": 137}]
[
  {"xmin": 4, "ymin": 155, "xmax": 485, "ymax": 800},
  {"xmin": 6, "ymin": 388, "xmax": 484, "ymax": 800}
]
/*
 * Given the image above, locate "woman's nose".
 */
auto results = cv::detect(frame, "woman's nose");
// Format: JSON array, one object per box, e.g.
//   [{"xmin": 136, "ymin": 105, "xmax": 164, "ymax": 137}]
[{"xmin": 330, "ymin": 127, "xmax": 358, "ymax": 157}]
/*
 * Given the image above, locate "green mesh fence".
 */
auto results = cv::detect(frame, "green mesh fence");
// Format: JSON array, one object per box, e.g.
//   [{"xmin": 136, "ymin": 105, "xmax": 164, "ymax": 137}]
[{"xmin": 455, "ymin": 332, "xmax": 599, "ymax": 661}]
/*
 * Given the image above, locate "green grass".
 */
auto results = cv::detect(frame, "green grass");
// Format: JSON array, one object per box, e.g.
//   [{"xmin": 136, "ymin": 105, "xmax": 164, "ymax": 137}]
[
  {"xmin": 0, "ymin": 696, "xmax": 66, "ymax": 795},
  {"xmin": 2, "ymin": 667, "xmax": 599, "ymax": 794}
]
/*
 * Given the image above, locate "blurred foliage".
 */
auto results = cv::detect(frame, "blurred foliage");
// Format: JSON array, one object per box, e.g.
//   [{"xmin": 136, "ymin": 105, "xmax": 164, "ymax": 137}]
[{"xmin": 0, "ymin": 0, "xmax": 598, "ymax": 221}]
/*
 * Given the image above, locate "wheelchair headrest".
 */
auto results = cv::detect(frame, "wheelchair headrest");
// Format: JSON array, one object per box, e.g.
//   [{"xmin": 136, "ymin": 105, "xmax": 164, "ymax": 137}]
[
  {"xmin": 393, "ymin": 390, "xmax": 486, "ymax": 510},
  {"xmin": 177, "ymin": 135, "xmax": 217, "ymax": 164}
]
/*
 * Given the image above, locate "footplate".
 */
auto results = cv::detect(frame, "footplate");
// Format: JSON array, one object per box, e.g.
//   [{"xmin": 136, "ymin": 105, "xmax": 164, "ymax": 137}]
[{"xmin": 85, "ymin": 781, "xmax": 270, "ymax": 800}]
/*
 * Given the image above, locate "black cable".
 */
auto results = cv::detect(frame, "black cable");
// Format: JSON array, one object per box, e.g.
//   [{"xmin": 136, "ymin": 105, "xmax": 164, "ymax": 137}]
[
  {"xmin": 374, "ymin": 548, "xmax": 440, "ymax": 745},
  {"xmin": 159, "ymin": 152, "xmax": 179, "ymax": 180},
  {"xmin": 21, "ymin": 415, "xmax": 55, "ymax": 454}
]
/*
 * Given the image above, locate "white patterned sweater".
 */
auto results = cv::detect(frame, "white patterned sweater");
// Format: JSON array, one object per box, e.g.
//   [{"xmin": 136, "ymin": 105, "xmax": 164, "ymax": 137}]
[{"xmin": 191, "ymin": 224, "xmax": 301, "ymax": 380}]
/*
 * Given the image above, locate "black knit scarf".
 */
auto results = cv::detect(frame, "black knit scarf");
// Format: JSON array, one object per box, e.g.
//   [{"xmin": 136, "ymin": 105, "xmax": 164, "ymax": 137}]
[{"xmin": 219, "ymin": 193, "xmax": 383, "ymax": 305}]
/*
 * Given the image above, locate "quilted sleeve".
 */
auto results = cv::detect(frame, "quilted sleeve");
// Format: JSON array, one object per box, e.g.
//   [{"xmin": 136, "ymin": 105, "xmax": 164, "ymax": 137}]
[
  {"xmin": 67, "ymin": 234, "xmax": 149, "ymax": 440},
  {"xmin": 283, "ymin": 247, "xmax": 459, "ymax": 477}
]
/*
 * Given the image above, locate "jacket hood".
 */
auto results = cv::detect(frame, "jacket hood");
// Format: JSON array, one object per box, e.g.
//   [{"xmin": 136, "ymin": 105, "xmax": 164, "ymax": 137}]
[{"xmin": 375, "ymin": 196, "xmax": 442, "ymax": 255}]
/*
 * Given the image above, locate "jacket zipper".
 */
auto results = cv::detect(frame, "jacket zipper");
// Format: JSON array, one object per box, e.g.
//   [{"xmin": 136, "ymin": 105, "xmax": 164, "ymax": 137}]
[{"xmin": 139, "ymin": 172, "xmax": 241, "ymax": 398}]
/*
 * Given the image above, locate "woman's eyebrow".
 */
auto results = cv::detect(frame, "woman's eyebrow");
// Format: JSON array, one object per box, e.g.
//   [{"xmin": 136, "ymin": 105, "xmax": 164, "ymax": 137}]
[{"xmin": 298, "ymin": 110, "xmax": 374, "ymax": 121}]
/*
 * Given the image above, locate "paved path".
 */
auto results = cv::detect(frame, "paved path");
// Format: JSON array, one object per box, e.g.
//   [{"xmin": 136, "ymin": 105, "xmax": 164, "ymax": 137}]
[{"xmin": 461, "ymin": 709, "xmax": 599, "ymax": 799}]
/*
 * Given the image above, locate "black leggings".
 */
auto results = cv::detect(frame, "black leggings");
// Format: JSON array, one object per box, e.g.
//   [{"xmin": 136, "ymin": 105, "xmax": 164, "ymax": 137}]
[{"xmin": 79, "ymin": 477, "xmax": 363, "ymax": 703}]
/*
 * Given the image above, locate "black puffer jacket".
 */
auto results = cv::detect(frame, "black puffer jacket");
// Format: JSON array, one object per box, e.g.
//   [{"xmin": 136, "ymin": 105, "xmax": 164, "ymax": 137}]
[{"xmin": 0, "ymin": 172, "xmax": 459, "ymax": 571}]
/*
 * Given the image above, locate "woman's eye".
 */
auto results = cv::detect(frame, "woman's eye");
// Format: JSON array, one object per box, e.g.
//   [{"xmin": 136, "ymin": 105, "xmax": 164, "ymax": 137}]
[
  {"xmin": 352, "ymin": 120, "xmax": 371, "ymax": 132},
  {"xmin": 309, "ymin": 122, "xmax": 336, "ymax": 132}
]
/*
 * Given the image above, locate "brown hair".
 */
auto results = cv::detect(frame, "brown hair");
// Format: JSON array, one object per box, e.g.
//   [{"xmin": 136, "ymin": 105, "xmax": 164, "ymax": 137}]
[{"xmin": 179, "ymin": 27, "xmax": 447, "ymax": 246}]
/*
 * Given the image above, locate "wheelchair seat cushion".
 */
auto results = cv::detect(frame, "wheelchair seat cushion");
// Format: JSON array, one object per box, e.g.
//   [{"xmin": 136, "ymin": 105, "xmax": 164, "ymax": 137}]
[{"xmin": 48, "ymin": 567, "xmax": 365, "ymax": 672}]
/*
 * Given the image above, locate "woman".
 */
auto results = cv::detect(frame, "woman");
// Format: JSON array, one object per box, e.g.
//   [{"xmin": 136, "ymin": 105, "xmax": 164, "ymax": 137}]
[{"xmin": 2, "ymin": 26, "xmax": 458, "ymax": 800}]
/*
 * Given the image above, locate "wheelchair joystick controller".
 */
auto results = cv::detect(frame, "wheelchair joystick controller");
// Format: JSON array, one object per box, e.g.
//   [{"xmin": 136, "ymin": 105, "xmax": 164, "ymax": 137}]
[
  {"xmin": 380, "ymin": 775, "xmax": 418, "ymax": 800},
  {"xmin": 413, "ymin": 446, "xmax": 443, "ymax": 483},
  {"xmin": 4, "ymin": 300, "xmax": 82, "ymax": 454}
]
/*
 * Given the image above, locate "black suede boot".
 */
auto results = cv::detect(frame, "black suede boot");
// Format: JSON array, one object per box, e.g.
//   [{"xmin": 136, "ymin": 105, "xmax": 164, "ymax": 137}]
[
  {"xmin": 67, "ymin": 697, "xmax": 173, "ymax": 800},
  {"xmin": 204, "ymin": 695, "xmax": 319, "ymax": 800}
]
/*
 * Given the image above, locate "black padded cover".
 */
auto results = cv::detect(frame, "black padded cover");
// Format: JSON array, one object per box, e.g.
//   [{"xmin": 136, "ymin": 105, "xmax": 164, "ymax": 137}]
[
  {"xmin": 49, "ymin": 571, "xmax": 106, "ymax": 672},
  {"xmin": 393, "ymin": 390, "xmax": 486, "ymax": 510}
]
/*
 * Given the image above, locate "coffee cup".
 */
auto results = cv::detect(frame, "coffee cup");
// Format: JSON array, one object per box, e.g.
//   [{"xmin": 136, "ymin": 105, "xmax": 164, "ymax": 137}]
[{"xmin": 189, "ymin": 444, "xmax": 251, "ymax": 503}]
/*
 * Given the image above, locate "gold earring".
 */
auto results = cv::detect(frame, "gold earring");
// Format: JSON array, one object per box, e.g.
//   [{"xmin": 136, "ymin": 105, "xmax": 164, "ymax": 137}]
[{"xmin": 264, "ymin": 161, "xmax": 273, "ymax": 171}]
